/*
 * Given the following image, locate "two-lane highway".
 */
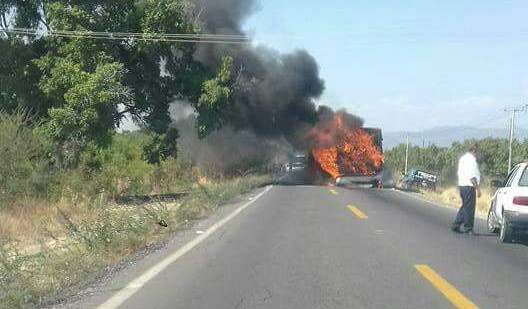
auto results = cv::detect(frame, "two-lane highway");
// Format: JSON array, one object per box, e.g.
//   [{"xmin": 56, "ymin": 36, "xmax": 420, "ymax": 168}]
[{"xmin": 65, "ymin": 185, "xmax": 528, "ymax": 309}]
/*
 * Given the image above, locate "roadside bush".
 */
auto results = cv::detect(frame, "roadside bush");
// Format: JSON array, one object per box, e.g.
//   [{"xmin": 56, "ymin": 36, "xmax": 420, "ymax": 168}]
[
  {"xmin": 0, "ymin": 112, "xmax": 51, "ymax": 207},
  {"xmin": 151, "ymin": 158, "xmax": 194, "ymax": 193},
  {"xmin": 143, "ymin": 128, "xmax": 179, "ymax": 165},
  {"xmin": 50, "ymin": 132, "xmax": 156, "ymax": 200},
  {"xmin": 0, "ymin": 128, "xmax": 194, "ymax": 205}
]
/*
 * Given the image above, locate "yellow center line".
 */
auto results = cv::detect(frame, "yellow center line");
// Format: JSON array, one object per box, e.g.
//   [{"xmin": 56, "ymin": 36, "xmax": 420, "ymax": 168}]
[
  {"xmin": 329, "ymin": 189, "xmax": 338, "ymax": 195},
  {"xmin": 347, "ymin": 205, "xmax": 368, "ymax": 219},
  {"xmin": 415, "ymin": 264, "xmax": 479, "ymax": 309}
]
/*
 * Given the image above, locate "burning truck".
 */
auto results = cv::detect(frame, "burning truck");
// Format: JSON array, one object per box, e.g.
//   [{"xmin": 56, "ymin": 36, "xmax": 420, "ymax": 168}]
[{"xmin": 307, "ymin": 114, "xmax": 384, "ymax": 188}]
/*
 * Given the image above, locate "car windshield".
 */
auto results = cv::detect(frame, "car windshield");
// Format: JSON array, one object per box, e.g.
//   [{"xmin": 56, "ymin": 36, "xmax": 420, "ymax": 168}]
[{"xmin": 518, "ymin": 166, "xmax": 528, "ymax": 187}]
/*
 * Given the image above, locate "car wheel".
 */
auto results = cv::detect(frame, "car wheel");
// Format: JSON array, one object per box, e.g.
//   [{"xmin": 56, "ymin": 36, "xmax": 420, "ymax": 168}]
[
  {"xmin": 499, "ymin": 216, "xmax": 514, "ymax": 243},
  {"xmin": 487, "ymin": 207, "xmax": 499, "ymax": 234}
]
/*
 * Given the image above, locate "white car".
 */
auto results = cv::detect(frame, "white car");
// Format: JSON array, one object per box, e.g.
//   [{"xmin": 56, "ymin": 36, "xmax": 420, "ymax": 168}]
[{"xmin": 487, "ymin": 162, "xmax": 528, "ymax": 243}]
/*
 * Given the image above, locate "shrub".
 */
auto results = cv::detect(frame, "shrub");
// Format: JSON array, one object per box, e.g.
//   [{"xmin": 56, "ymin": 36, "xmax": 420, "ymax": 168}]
[{"xmin": 0, "ymin": 112, "xmax": 51, "ymax": 207}]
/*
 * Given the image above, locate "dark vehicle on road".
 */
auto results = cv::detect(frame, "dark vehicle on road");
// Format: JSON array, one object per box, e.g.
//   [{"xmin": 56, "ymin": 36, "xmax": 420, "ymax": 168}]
[
  {"xmin": 290, "ymin": 154, "xmax": 306, "ymax": 171},
  {"xmin": 400, "ymin": 169, "xmax": 437, "ymax": 191}
]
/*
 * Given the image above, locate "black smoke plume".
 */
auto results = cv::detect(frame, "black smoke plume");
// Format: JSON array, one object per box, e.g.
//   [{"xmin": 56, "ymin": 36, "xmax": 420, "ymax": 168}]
[
  {"xmin": 171, "ymin": 102, "xmax": 293, "ymax": 174},
  {"xmin": 177, "ymin": 0, "xmax": 364, "ymax": 172},
  {"xmin": 190, "ymin": 0, "xmax": 328, "ymax": 145}
]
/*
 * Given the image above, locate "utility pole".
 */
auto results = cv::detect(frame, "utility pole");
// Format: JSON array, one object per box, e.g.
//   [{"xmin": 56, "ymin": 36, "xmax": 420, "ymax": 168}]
[
  {"xmin": 505, "ymin": 105, "xmax": 527, "ymax": 173},
  {"xmin": 404, "ymin": 135, "xmax": 409, "ymax": 175},
  {"xmin": 422, "ymin": 138, "xmax": 426, "ymax": 167}
]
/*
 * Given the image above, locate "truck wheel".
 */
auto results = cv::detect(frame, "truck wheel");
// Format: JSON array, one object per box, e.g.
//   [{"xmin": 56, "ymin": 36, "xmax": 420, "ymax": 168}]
[
  {"xmin": 499, "ymin": 216, "xmax": 514, "ymax": 243},
  {"xmin": 487, "ymin": 207, "xmax": 499, "ymax": 234}
]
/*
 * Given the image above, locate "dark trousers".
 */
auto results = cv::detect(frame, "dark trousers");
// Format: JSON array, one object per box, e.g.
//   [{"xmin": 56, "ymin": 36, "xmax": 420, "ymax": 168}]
[{"xmin": 452, "ymin": 186, "xmax": 476, "ymax": 231}]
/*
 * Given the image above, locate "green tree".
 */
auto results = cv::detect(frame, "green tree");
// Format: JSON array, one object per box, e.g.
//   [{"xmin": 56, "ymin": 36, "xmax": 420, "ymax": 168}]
[
  {"xmin": 195, "ymin": 56, "xmax": 234, "ymax": 138},
  {"xmin": 143, "ymin": 127, "xmax": 179, "ymax": 165},
  {"xmin": 385, "ymin": 138, "xmax": 518, "ymax": 187},
  {"xmin": 1, "ymin": 0, "xmax": 211, "ymax": 165}
]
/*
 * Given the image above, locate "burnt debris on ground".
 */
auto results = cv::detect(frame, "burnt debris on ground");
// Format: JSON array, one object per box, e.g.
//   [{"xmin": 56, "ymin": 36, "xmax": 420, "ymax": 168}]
[{"xmin": 114, "ymin": 193, "xmax": 189, "ymax": 205}]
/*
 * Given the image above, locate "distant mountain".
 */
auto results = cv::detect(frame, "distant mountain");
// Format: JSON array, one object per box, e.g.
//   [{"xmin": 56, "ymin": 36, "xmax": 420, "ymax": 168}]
[{"xmin": 383, "ymin": 126, "xmax": 528, "ymax": 149}]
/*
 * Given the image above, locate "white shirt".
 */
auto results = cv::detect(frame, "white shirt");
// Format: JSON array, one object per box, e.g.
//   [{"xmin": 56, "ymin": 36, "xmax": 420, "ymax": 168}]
[{"xmin": 457, "ymin": 152, "xmax": 481, "ymax": 187}]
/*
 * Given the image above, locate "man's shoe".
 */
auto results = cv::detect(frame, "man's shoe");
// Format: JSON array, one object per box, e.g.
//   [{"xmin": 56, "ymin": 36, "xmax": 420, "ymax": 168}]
[
  {"xmin": 463, "ymin": 229, "xmax": 475, "ymax": 235},
  {"xmin": 451, "ymin": 225, "xmax": 462, "ymax": 233}
]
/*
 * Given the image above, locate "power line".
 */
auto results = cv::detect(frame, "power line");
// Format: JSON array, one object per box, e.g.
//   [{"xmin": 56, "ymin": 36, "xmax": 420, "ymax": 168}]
[
  {"xmin": 2, "ymin": 27, "xmax": 250, "ymax": 44},
  {"xmin": 8, "ymin": 27, "xmax": 248, "ymax": 39},
  {"xmin": 9, "ymin": 27, "xmax": 528, "ymax": 45},
  {"xmin": 405, "ymin": 135, "xmax": 409, "ymax": 174},
  {"xmin": 3, "ymin": 28, "xmax": 249, "ymax": 43},
  {"xmin": 209, "ymin": 29, "xmax": 528, "ymax": 46}
]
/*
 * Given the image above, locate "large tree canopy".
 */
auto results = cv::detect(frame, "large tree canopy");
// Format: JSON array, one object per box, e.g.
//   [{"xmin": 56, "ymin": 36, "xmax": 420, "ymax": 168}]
[{"xmin": 0, "ymin": 0, "xmax": 232, "ymax": 165}]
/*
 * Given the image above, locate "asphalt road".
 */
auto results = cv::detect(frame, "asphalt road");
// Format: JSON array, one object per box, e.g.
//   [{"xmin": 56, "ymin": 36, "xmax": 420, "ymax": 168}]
[{"xmin": 62, "ymin": 184, "xmax": 528, "ymax": 309}]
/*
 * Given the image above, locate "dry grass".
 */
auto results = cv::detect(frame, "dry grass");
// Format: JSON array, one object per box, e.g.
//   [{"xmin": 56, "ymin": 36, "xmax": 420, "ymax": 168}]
[
  {"xmin": 418, "ymin": 186, "xmax": 493, "ymax": 216},
  {"xmin": 0, "ymin": 200, "xmax": 62, "ymax": 246},
  {"xmin": 0, "ymin": 174, "xmax": 272, "ymax": 309}
]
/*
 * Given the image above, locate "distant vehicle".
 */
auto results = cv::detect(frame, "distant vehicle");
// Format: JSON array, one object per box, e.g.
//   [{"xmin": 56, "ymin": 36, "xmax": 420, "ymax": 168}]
[
  {"xmin": 487, "ymin": 162, "xmax": 528, "ymax": 243},
  {"xmin": 400, "ymin": 169, "xmax": 437, "ymax": 191},
  {"xmin": 288, "ymin": 154, "xmax": 306, "ymax": 172},
  {"xmin": 335, "ymin": 128, "xmax": 383, "ymax": 188},
  {"xmin": 291, "ymin": 162, "xmax": 305, "ymax": 171}
]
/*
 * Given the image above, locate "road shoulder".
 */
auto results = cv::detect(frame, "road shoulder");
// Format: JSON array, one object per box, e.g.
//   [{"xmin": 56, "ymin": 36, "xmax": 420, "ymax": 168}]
[
  {"xmin": 392, "ymin": 188, "xmax": 486, "ymax": 219},
  {"xmin": 46, "ymin": 186, "xmax": 273, "ymax": 309}
]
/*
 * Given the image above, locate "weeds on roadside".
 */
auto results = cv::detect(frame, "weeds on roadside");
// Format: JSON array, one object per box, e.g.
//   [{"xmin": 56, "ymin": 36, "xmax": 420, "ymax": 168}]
[
  {"xmin": 0, "ymin": 108, "xmax": 272, "ymax": 308},
  {"xmin": 0, "ymin": 237, "xmax": 33, "ymax": 309},
  {"xmin": 0, "ymin": 174, "xmax": 271, "ymax": 309},
  {"xmin": 0, "ymin": 111, "xmax": 51, "ymax": 208}
]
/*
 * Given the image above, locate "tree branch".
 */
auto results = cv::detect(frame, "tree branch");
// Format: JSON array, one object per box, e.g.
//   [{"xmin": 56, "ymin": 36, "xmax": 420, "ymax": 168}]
[
  {"xmin": 234, "ymin": 64, "xmax": 244, "ymax": 85},
  {"xmin": 0, "ymin": 12, "xmax": 10, "ymax": 39},
  {"xmin": 40, "ymin": 16, "xmax": 50, "ymax": 31},
  {"xmin": 40, "ymin": 2, "xmax": 51, "ymax": 31},
  {"xmin": 1, "ymin": 11, "xmax": 7, "ymax": 29}
]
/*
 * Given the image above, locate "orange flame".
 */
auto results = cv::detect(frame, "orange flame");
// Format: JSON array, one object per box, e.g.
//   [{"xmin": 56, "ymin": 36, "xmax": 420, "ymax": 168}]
[{"xmin": 310, "ymin": 115, "xmax": 383, "ymax": 179}]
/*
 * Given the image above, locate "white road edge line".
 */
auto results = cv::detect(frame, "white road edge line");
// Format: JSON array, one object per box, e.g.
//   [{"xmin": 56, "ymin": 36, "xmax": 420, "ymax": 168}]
[{"xmin": 97, "ymin": 185, "xmax": 273, "ymax": 309}]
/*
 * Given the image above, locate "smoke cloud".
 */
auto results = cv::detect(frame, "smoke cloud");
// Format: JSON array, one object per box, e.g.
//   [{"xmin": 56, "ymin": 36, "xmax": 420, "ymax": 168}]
[
  {"xmin": 171, "ymin": 102, "xmax": 293, "ymax": 173},
  {"xmin": 176, "ymin": 0, "xmax": 364, "ymax": 172},
  {"xmin": 190, "ymin": 0, "xmax": 326, "ymax": 142}
]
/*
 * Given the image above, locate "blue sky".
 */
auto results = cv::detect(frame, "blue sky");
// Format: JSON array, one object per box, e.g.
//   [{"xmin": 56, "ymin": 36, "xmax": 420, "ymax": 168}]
[{"xmin": 244, "ymin": 0, "xmax": 528, "ymax": 132}]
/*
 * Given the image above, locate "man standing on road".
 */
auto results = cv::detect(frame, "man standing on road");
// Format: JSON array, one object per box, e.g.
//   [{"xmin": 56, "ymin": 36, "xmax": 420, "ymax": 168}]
[{"xmin": 451, "ymin": 144, "xmax": 481, "ymax": 234}]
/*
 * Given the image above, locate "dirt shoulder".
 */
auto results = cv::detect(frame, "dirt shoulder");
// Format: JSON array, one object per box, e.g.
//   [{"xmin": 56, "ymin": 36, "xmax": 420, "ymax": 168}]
[
  {"xmin": 45, "ymin": 184, "xmax": 273, "ymax": 309},
  {"xmin": 400, "ymin": 186, "xmax": 493, "ymax": 218},
  {"xmin": 0, "ymin": 175, "xmax": 272, "ymax": 309}
]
